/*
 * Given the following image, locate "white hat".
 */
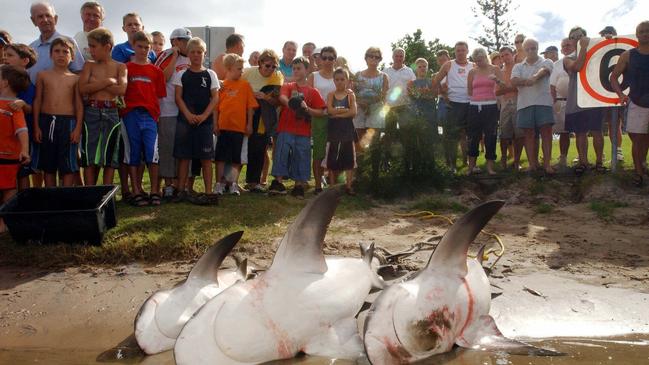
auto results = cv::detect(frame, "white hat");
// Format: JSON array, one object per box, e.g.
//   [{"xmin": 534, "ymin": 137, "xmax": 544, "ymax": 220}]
[
  {"xmin": 313, "ymin": 47, "xmax": 323, "ymax": 55},
  {"xmin": 170, "ymin": 28, "xmax": 192, "ymax": 40}
]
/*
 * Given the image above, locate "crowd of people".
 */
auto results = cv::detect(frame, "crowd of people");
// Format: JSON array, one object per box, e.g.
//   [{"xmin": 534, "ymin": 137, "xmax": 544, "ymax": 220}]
[{"xmin": 1, "ymin": 1, "xmax": 649, "ymax": 231}]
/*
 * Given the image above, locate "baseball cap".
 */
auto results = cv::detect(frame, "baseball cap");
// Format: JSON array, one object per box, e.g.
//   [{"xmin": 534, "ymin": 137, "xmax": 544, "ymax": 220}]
[
  {"xmin": 313, "ymin": 47, "xmax": 322, "ymax": 56},
  {"xmin": 0, "ymin": 34, "xmax": 8, "ymax": 46},
  {"xmin": 599, "ymin": 26, "xmax": 617, "ymax": 36},
  {"xmin": 541, "ymin": 45, "xmax": 558, "ymax": 54},
  {"xmin": 170, "ymin": 28, "xmax": 192, "ymax": 40}
]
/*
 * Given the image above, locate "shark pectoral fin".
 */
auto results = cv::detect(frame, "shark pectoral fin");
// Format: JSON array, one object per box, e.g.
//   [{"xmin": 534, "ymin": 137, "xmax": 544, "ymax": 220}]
[
  {"xmin": 270, "ymin": 188, "xmax": 342, "ymax": 274},
  {"xmin": 456, "ymin": 315, "xmax": 565, "ymax": 356},
  {"xmin": 188, "ymin": 231, "xmax": 244, "ymax": 285},
  {"xmin": 360, "ymin": 242, "xmax": 375, "ymax": 266},
  {"xmin": 236, "ymin": 258, "xmax": 248, "ymax": 281}
]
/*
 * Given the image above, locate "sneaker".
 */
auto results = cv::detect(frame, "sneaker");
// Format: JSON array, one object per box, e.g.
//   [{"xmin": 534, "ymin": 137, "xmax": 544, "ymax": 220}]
[
  {"xmin": 616, "ymin": 148, "xmax": 624, "ymax": 161},
  {"xmin": 229, "ymin": 183, "xmax": 241, "ymax": 196},
  {"xmin": 268, "ymin": 180, "xmax": 287, "ymax": 195},
  {"xmin": 214, "ymin": 182, "xmax": 225, "ymax": 195},
  {"xmin": 172, "ymin": 190, "xmax": 188, "ymax": 203},
  {"xmin": 162, "ymin": 185, "xmax": 175, "ymax": 200},
  {"xmin": 250, "ymin": 184, "xmax": 265, "ymax": 193},
  {"xmin": 291, "ymin": 185, "xmax": 305, "ymax": 199}
]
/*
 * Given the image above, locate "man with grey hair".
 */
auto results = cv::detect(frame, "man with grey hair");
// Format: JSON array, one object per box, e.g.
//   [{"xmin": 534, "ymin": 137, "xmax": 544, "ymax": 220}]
[
  {"xmin": 384, "ymin": 48, "xmax": 416, "ymax": 110},
  {"xmin": 28, "ymin": 1, "xmax": 85, "ymax": 83},
  {"xmin": 74, "ymin": 1, "xmax": 104, "ymax": 61},
  {"xmin": 511, "ymin": 38, "xmax": 555, "ymax": 174}
]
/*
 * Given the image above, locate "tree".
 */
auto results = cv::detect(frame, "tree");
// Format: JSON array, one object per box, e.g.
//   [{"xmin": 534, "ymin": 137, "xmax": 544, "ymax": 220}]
[
  {"xmin": 390, "ymin": 29, "xmax": 453, "ymax": 74},
  {"xmin": 472, "ymin": 0, "xmax": 518, "ymax": 52}
]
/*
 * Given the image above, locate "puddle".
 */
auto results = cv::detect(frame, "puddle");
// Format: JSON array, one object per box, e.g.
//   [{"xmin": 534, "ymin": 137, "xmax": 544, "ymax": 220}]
[{"xmin": 2, "ymin": 336, "xmax": 649, "ymax": 364}]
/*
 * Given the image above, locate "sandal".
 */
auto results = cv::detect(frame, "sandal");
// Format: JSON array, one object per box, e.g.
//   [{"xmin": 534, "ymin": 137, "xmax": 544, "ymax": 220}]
[
  {"xmin": 205, "ymin": 193, "xmax": 219, "ymax": 206},
  {"xmin": 574, "ymin": 164, "xmax": 587, "ymax": 177},
  {"xmin": 595, "ymin": 162, "xmax": 607, "ymax": 174},
  {"xmin": 187, "ymin": 193, "xmax": 209, "ymax": 206},
  {"xmin": 130, "ymin": 193, "xmax": 149, "ymax": 207},
  {"xmin": 149, "ymin": 193, "xmax": 162, "ymax": 206},
  {"xmin": 632, "ymin": 173, "xmax": 643, "ymax": 187},
  {"xmin": 121, "ymin": 191, "xmax": 133, "ymax": 203}
]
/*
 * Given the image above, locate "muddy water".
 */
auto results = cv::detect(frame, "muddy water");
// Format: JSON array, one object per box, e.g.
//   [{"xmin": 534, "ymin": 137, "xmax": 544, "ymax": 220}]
[{"xmin": 1, "ymin": 336, "xmax": 648, "ymax": 364}]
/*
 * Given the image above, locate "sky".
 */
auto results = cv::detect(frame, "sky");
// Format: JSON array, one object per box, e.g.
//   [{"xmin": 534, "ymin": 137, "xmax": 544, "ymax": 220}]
[{"xmin": 4, "ymin": 0, "xmax": 648, "ymax": 71}]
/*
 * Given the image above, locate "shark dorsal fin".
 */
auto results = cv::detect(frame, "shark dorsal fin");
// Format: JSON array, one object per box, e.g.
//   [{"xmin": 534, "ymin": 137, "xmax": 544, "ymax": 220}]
[
  {"xmin": 188, "ymin": 231, "xmax": 244, "ymax": 285},
  {"xmin": 236, "ymin": 258, "xmax": 248, "ymax": 280},
  {"xmin": 270, "ymin": 188, "xmax": 341, "ymax": 274},
  {"xmin": 425, "ymin": 201, "xmax": 504, "ymax": 276}
]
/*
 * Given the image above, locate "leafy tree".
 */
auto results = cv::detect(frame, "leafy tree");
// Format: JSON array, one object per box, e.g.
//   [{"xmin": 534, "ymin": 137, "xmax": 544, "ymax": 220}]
[
  {"xmin": 472, "ymin": 0, "xmax": 518, "ymax": 52},
  {"xmin": 390, "ymin": 29, "xmax": 453, "ymax": 73}
]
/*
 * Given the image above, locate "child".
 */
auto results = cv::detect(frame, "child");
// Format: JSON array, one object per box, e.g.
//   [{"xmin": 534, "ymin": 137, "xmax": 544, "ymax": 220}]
[
  {"xmin": 3, "ymin": 43, "xmax": 39, "ymax": 190},
  {"xmin": 0, "ymin": 65, "xmax": 31, "ymax": 233},
  {"xmin": 151, "ymin": 31, "xmax": 165, "ymax": 57},
  {"xmin": 79, "ymin": 28, "xmax": 127, "ymax": 186},
  {"xmin": 268, "ymin": 57, "xmax": 326, "ymax": 198},
  {"xmin": 33, "ymin": 37, "xmax": 84, "ymax": 187},
  {"xmin": 407, "ymin": 58, "xmax": 437, "ymax": 127},
  {"xmin": 323, "ymin": 68, "xmax": 357, "ymax": 195},
  {"xmin": 214, "ymin": 53, "xmax": 258, "ymax": 196},
  {"xmin": 122, "ymin": 31, "xmax": 166, "ymax": 206},
  {"xmin": 172, "ymin": 37, "xmax": 220, "ymax": 204}
]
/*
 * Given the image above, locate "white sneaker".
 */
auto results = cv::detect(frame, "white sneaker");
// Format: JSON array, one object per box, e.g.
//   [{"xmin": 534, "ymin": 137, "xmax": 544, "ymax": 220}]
[
  {"xmin": 229, "ymin": 183, "xmax": 241, "ymax": 196},
  {"xmin": 616, "ymin": 148, "xmax": 624, "ymax": 161},
  {"xmin": 214, "ymin": 183, "xmax": 225, "ymax": 195}
]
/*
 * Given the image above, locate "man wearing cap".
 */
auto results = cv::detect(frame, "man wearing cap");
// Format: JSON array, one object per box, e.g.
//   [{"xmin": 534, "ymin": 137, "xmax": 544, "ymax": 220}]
[
  {"xmin": 599, "ymin": 25, "xmax": 625, "ymax": 162},
  {"xmin": 112, "ymin": 12, "xmax": 156, "ymax": 64},
  {"xmin": 155, "ymin": 28, "xmax": 193, "ymax": 199},
  {"xmin": 0, "ymin": 30, "xmax": 10, "ymax": 63},
  {"xmin": 542, "ymin": 46, "xmax": 559, "ymax": 62},
  {"xmin": 28, "ymin": 2, "xmax": 85, "ymax": 83},
  {"xmin": 312, "ymin": 47, "xmax": 323, "ymax": 72},
  {"xmin": 74, "ymin": 1, "xmax": 104, "ymax": 61}
]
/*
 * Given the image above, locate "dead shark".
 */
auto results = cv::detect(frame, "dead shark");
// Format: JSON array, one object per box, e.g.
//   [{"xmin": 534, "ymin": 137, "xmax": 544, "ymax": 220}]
[
  {"xmin": 174, "ymin": 188, "xmax": 384, "ymax": 365},
  {"xmin": 363, "ymin": 200, "xmax": 563, "ymax": 364},
  {"xmin": 134, "ymin": 231, "xmax": 250, "ymax": 355}
]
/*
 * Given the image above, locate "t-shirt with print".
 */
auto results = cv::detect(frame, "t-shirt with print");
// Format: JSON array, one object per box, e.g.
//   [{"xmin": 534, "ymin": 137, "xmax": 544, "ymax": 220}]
[
  {"xmin": 511, "ymin": 58, "xmax": 553, "ymax": 110},
  {"xmin": 277, "ymin": 83, "xmax": 326, "ymax": 137},
  {"xmin": 172, "ymin": 68, "xmax": 220, "ymax": 116},
  {"xmin": 0, "ymin": 99, "xmax": 28, "ymax": 161},
  {"xmin": 155, "ymin": 48, "xmax": 190, "ymax": 117},
  {"xmin": 218, "ymin": 79, "xmax": 259, "ymax": 133},
  {"xmin": 123, "ymin": 62, "xmax": 166, "ymax": 120}
]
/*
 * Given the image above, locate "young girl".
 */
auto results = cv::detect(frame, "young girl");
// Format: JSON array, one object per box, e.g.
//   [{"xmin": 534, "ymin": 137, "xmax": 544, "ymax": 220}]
[{"xmin": 323, "ymin": 68, "xmax": 357, "ymax": 195}]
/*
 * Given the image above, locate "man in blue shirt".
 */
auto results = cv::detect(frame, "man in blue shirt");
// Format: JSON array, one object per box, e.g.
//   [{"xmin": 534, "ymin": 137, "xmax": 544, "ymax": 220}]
[
  {"xmin": 111, "ymin": 12, "xmax": 156, "ymax": 64},
  {"xmin": 28, "ymin": 2, "xmax": 85, "ymax": 83}
]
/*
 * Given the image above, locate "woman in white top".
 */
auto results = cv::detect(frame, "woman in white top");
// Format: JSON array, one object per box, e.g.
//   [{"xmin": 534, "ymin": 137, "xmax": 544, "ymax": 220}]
[{"xmin": 307, "ymin": 46, "xmax": 337, "ymax": 194}]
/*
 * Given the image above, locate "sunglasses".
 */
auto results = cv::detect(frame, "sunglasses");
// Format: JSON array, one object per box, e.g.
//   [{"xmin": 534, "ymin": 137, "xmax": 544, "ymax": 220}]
[
  {"xmin": 366, "ymin": 55, "xmax": 381, "ymax": 60},
  {"xmin": 321, "ymin": 56, "xmax": 336, "ymax": 61},
  {"xmin": 262, "ymin": 63, "xmax": 277, "ymax": 69},
  {"xmin": 515, "ymin": 40, "xmax": 523, "ymax": 44}
]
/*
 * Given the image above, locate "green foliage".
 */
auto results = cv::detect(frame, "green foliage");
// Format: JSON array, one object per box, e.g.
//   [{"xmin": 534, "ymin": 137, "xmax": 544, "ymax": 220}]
[
  {"xmin": 390, "ymin": 29, "xmax": 454, "ymax": 74},
  {"xmin": 589, "ymin": 199, "xmax": 628, "ymax": 220},
  {"xmin": 534, "ymin": 203, "xmax": 554, "ymax": 214},
  {"xmin": 472, "ymin": 0, "xmax": 518, "ymax": 52}
]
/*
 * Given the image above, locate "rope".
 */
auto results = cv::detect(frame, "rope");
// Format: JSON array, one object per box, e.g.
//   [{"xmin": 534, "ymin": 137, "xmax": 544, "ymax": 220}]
[{"xmin": 392, "ymin": 210, "xmax": 505, "ymax": 270}]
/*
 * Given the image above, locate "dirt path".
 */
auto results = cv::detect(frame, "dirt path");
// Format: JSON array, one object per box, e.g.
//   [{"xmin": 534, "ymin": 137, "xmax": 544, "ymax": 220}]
[{"xmin": 1, "ymin": 179, "xmax": 648, "ymax": 354}]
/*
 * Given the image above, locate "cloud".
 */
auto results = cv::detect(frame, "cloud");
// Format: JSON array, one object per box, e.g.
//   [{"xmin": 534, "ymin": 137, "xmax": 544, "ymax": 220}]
[
  {"xmin": 534, "ymin": 11, "xmax": 565, "ymax": 43},
  {"xmin": 604, "ymin": 0, "xmax": 636, "ymax": 19}
]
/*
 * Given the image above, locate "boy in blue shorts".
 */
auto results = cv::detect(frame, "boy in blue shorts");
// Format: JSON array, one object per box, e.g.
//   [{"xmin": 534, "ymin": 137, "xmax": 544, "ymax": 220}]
[
  {"xmin": 33, "ymin": 37, "xmax": 84, "ymax": 187},
  {"xmin": 268, "ymin": 56, "xmax": 326, "ymax": 198},
  {"xmin": 172, "ymin": 37, "xmax": 220, "ymax": 203},
  {"xmin": 122, "ymin": 31, "xmax": 166, "ymax": 206},
  {"xmin": 79, "ymin": 28, "xmax": 127, "ymax": 186}
]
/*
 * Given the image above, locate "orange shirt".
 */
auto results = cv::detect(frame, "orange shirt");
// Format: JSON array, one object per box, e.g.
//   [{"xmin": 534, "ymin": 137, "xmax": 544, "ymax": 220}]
[
  {"xmin": 217, "ymin": 79, "xmax": 259, "ymax": 133},
  {"xmin": 0, "ymin": 99, "xmax": 27, "ymax": 161}
]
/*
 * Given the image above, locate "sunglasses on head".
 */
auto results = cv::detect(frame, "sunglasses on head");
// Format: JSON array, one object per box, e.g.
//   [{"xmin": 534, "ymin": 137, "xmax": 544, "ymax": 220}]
[
  {"xmin": 366, "ymin": 54, "xmax": 381, "ymax": 60},
  {"xmin": 263, "ymin": 63, "xmax": 277, "ymax": 69},
  {"xmin": 321, "ymin": 56, "xmax": 335, "ymax": 61}
]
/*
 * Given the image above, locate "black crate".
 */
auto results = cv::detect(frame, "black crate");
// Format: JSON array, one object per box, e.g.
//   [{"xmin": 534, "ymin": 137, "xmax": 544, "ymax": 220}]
[{"xmin": 0, "ymin": 185, "xmax": 119, "ymax": 245}]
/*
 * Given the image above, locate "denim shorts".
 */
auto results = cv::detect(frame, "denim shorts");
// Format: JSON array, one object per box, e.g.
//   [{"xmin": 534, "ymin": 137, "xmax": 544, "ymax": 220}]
[
  {"xmin": 123, "ymin": 108, "xmax": 159, "ymax": 165},
  {"xmin": 516, "ymin": 105, "xmax": 554, "ymax": 129},
  {"xmin": 271, "ymin": 132, "xmax": 311, "ymax": 182}
]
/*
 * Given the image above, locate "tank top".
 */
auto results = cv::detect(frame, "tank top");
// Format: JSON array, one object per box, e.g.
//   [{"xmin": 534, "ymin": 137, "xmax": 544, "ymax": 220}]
[
  {"xmin": 628, "ymin": 48, "xmax": 649, "ymax": 108},
  {"xmin": 355, "ymin": 72, "xmax": 384, "ymax": 105},
  {"xmin": 314, "ymin": 72, "xmax": 336, "ymax": 101},
  {"xmin": 447, "ymin": 60, "xmax": 473, "ymax": 103},
  {"xmin": 470, "ymin": 73, "xmax": 497, "ymax": 103},
  {"xmin": 328, "ymin": 94, "xmax": 355, "ymax": 142}
]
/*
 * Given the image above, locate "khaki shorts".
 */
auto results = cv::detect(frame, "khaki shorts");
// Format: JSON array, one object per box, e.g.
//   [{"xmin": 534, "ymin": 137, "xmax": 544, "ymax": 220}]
[
  {"xmin": 552, "ymin": 100, "xmax": 568, "ymax": 133},
  {"xmin": 499, "ymin": 98, "xmax": 523, "ymax": 139},
  {"xmin": 626, "ymin": 101, "xmax": 649, "ymax": 134}
]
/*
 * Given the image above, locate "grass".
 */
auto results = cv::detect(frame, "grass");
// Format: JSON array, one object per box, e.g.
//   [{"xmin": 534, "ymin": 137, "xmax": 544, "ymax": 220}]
[
  {"xmin": 534, "ymin": 203, "xmax": 555, "ymax": 214},
  {"xmin": 408, "ymin": 196, "xmax": 468, "ymax": 213},
  {"xmin": 589, "ymin": 199, "xmax": 628, "ymax": 220}
]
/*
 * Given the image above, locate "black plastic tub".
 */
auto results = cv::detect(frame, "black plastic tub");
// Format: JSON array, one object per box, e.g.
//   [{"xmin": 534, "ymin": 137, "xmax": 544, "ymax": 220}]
[{"xmin": 0, "ymin": 185, "xmax": 119, "ymax": 245}]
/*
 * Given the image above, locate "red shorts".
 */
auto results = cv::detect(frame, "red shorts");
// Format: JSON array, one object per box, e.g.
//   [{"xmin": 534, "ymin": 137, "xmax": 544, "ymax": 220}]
[{"xmin": 0, "ymin": 163, "xmax": 20, "ymax": 190}]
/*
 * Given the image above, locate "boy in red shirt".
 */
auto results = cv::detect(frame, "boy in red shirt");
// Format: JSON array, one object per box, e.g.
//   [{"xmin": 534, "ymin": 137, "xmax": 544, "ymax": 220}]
[
  {"xmin": 268, "ymin": 57, "xmax": 326, "ymax": 198},
  {"xmin": 214, "ymin": 54, "xmax": 258, "ymax": 196},
  {"xmin": 0, "ymin": 65, "xmax": 31, "ymax": 232},
  {"xmin": 122, "ymin": 31, "xmax": 166, "ymax": 206}
]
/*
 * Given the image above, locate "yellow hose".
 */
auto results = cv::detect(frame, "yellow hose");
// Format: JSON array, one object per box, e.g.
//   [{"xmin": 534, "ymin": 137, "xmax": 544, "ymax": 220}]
[{"xmin": 394, "ymin": 210, "xmax": 505, "ymax": 269}]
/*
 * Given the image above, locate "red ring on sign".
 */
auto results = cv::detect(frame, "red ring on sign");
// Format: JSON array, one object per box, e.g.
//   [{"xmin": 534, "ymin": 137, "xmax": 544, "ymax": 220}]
[{"xmin": 580, "ymin": 37, "xmax": 639, "ymax": 104}]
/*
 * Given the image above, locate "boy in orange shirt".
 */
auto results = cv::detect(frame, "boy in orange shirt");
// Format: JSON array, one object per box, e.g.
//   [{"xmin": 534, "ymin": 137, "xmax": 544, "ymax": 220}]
[
  {"xmin": 0, "ymin": 65, "xmax": 31, "ymax": 232},
  {"xmin": 214, "ymin": 54, "xmax": 258, "ymax": 195}
]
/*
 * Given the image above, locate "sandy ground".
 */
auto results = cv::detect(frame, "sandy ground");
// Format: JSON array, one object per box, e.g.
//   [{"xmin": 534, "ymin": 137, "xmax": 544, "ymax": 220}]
[{"xmin": 1, "ymin": 177, "xmax": 648, "ymax": 361}]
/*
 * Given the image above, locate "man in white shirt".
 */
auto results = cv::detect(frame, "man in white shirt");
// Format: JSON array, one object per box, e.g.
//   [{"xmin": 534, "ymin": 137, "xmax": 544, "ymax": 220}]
[
  {"xmin": 549, "ymin": 38, "xmax": 574, "ymax": 168},
  {"xmin": 384, "ymin": 48, "xmax": 416, "ymax": 110},
  {"xmin": 73, "ymin": 1, "xmax": 104, "ymax": 61}
]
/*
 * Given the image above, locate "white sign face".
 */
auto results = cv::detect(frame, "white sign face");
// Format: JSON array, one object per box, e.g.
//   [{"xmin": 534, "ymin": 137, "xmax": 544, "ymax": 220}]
[{"xmin": 577, "ymin": 35, "xmax": 638, "ymax": 108}]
